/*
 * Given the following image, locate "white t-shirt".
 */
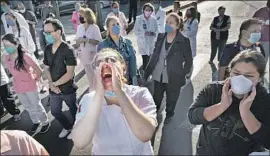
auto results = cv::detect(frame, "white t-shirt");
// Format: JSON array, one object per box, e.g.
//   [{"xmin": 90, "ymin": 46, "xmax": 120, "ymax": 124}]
[
  {"xmin": 75, "ymin": 85, "xmax": 157, "ymax": 155},
  {"xmin": 1, "ymin": 64, "xmax": 9, "ymax": 86}
]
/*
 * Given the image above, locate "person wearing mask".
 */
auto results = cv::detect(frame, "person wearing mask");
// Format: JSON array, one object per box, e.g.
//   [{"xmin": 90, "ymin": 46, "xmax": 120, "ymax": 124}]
[
  {"xmin": 43, "ymin": 18, "xmax": 77, "ymax": 139},
  {"xmin": 72, "ymin": 48, "xmax": 157, "ymax": 155},
  {"xmin": 16, "ymin": 2, "xmax": 39, "ymax": 59},
  {"xmin": 188, "ymin": 51, "xmax": 270, "ymax": 155},
  {"xmin": 209, "ymin": 6, "xmax": 231, "ymax": 64},
  {"xmin": 41, "ymin": 1, "xmax": 56, "ymax": 22},
  {"xmin": 152, "ymin": 0, "xmax": 166, "ymax": 33},
  {"xmin": 98, "ymin": 16, "xmax": 137, "ymax": 85},
  {"xmin": 2, "ymin": 34, "xmax": 50, "ymax": 134},
  {"xmin": 0, "ymin": 64, "xmax": 21, "ymax": 121},
  {"xmin": 144, "ymin": 13, "xmax": 193, "ymax": 124},
  {"xmin": 182, "ymin": 7, "xmax": 199, "ymax": 58},
  {"xmin": 218, "ymin": 19, "xmax": 265, "ymax": 81},
  {"xmin": 39, "ymin": 13, "xmax": 67, "ymax": 52},
  {"xmin": 1, "ymin": 0, "xmax": 29, "ymax": 34},
  {"xmin": 173, "ymin": 1, "xmax": 183, "ymax": 17},
  {"xmin": 76, "ymin": 8, "xmax": 102, "ymax": 91},
  {"xmin": 134, "ymin": 3, "xmax": 158, "ymax": 70},
  {"xmin": 71, "ymin": 2, "xmax": 82, "ymax": 31},
  {"xmin": 253, "ymin": 0, "xmax": 269, "ymax": 90},
  {"xmin": 191, "ymin": 2, "xmax": 201, "ymax": 24},
  {"xmin": 1, "ymin": 130, "xmax": 49, "ymax": 155},
  {"xmin": 5, "ymin": 12, "xmax": 47, "ymax": 94},
  {"xmin": 107, "ymin": 1, "xmax": 128, "ymax": 36},
  {"xmin": 128, "ymin": 0, "xmax": 137, "ymax": 23}
]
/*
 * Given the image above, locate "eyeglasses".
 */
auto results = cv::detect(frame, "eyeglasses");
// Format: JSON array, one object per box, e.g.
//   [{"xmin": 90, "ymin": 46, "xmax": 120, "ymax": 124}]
[
  {"xmin": 43, "ymin": 30, "xmax": 56, "ymax": 35},
  {"xmin": 92, "ymin": 56, "xmax": 118, "ymax": 69}
]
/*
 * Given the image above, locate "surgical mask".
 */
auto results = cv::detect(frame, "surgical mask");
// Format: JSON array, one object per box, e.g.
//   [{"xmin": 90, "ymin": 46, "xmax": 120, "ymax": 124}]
[
  {"xmin": 79, "ymin": 16, "xmax": 85, "ymax": 23},
  {"xmin": 144, "ymin": 11, "xmax": 152, "ymax": 17},
  {"xmin": 7, "ymin": 19, "xmax": 15, "ymax": 26},
  {"xmin": 112, "ymin": 8, "xmax": 119, "ymax": 13},
  {"xmin": 230, "ymin": 75, "xmax": 253, "ymax": 95},
  {"xmin": 112, "ymin": 25, "xmax": 120, "ymax": 35},
  {"xmin": 5, "ymin": 47, "xmax": 16, "ymax": 54},
  {"xmin": 165, "ymin": 24, "xmax": 174, "ymax": 33},
  {"xmin": 19, "ymin": 8, "xmax": 26, "ymax": 13},
  {"xmin": 248, "ymin": 32, "xmax": 261, "ymax": 44},
  {"xmin": 105, "ymin": 90, "xmax": 117, "ymax": 98},
  {"xmin": 45, "ymin": 34, "xmax": 56, "ymax": 44},
  {"xmin": 1, "ymin": 6, "xmax": 8, "ymax": 13}
]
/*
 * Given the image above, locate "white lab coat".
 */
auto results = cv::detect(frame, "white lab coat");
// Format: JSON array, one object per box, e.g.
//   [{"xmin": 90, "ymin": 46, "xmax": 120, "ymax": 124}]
[
  {"xmin": 1, "ymin": 10, "xmax": 29, "ymax": 34},
  {"xmin": 13, "ymin": 26, "xmax": 36, "ymax": 54},
  {"xmin": 134, "ymin": 15, "xmax": 158, "ymax": 56},
  {"xmin": 107, "ymin": 12, "xmax": 128, "ymax": 36},
  {"xmin": 153, "ymin": 7, "xmax": 166, "ymax": 33},
  {"xmin": 182, "ymin": 18, "xmax": 198, "ymax": 58}
]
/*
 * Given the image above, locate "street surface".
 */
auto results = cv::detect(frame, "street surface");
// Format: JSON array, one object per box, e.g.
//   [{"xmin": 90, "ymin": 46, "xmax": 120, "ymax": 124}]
[{"xmin": 0, "ymin": 1, "xmax": 269, "ymax": 156}]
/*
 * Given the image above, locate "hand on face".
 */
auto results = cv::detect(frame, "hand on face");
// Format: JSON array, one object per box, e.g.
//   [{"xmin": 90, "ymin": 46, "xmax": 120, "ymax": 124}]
[
  {"xmin": 109, "ymin": 62, "xmax": 123, "ymax": 93},
  {"xmin": 221, "ymin": 79, "xmax": 233, "ymax": 110},
  {"xmin": 94, "ymin": 62, "xmax": 105, "ymax": 94},
  {"xmin": 239, "ymin": 83, "xmax": 257, "ymax": 111}
]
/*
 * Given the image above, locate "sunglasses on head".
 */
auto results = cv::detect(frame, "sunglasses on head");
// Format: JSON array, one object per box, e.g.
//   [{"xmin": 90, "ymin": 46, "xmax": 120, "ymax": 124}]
[{"xmin": 92, "ymin": 56, "xmax": 119, "ymax": 69}]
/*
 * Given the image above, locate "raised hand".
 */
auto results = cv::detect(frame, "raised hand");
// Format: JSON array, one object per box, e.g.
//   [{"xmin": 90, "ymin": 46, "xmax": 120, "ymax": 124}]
[{"xmin": 220, "ymin": 79, "xmax": 233, "ymax": 110}]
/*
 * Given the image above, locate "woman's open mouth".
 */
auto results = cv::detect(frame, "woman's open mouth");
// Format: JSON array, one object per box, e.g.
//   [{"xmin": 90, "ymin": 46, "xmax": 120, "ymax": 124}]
[{"xmin": 102, "ymin": 73, "xmax": 112, "ymax": 83}]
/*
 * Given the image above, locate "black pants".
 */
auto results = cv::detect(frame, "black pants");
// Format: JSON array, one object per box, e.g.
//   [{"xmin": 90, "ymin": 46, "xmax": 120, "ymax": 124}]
[
  {"xmin": 153, "ymin": 80, "xmax": 182, "ymax": 118},
  {"xmin": 210, "ymin": 39, "xmax": 227, "ymax": 62},
  {"xmin": 0, "ymin": 84, "xmax": 20, "ymax": 116},
  {"xmin": 142, "ymin": 55, "xmax": 150, "ymax": 70},
  {"xmin": 128, "ymin": 2, "xmax": 137, "ymax": 23}
]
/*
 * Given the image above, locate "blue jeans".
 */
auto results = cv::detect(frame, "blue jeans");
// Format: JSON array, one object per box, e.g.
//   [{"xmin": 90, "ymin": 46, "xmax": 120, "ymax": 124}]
[{"xmin": 50, "ymin": 93, "xmax": 77, "ymax": 130}]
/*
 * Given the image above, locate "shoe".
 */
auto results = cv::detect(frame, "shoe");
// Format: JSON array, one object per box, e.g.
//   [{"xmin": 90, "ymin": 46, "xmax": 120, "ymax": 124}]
[
  {"xmin": 67, "ymin": 132, "xmax": 72, "ymax": 140},
  {"xmin": 40, "ymin": 86, "xmax": 47, "ymax": 94},
  {"xmin": 31, "ymin": 123, "xmax": 41, "ymax": 133},
  {"xmin": 164, "ymin": 116, "xmax": 173, "ymax": 124},
  {"xmin": 59, "ymin": 128, "xmax": 71, "ymax": 138},
  {"xmin": 40, "ymin": 122, "xmax": 51, "ymax": 133},
  {"xmin": 208, "ymin": 61, "xmax": 213, "ymax": 64},
  {"xmin": 12, "ymin": 114, "xmax": 21, "ymax": 122}
]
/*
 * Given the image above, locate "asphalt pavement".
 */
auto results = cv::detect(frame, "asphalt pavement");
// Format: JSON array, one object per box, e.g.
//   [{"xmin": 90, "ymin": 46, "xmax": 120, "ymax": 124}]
[{"xmin": 1, "ymin": 1, "xmax": 269, "ymax": 156}]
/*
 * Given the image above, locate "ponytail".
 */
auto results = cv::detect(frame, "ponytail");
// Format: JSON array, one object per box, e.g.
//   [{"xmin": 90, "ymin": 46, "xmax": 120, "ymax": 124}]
[{"xmin": 14, "ymin": 44, "xmax": 27, "ymax": 71}]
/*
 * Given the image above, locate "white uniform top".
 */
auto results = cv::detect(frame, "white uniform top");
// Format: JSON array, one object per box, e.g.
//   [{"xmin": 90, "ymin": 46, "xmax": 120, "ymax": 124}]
[
  {"xmin": 107, "ymin": 12, "xmax": 128, "ymax": 36},
  {"xmin": 134, "ymin": 15, "xmax": 158, "ymax": 56},
  {"xmin": 152, "ymin": 7, "xmax": 166, "ymax": 33},
  {"xmin": 182, "ymin": 18, "xmax": 198, "ymax": 58},
  {"xmin": 13, "ymin": 26, "xmax": 36, "ymax": 54},
  {"xmin": 75, "ymin": 85, "xmax": 157, "ymax": 155},
  {"xmin": 1, "ymin": 10, "xmax": 29, "ymax": 34},
  {"xmin": 1, "ymin": 64, "xmax": 9, "ymax": 86},
  {"xmin": 76, "ymin": 24, "xmax": 102, "ymax": 66}
]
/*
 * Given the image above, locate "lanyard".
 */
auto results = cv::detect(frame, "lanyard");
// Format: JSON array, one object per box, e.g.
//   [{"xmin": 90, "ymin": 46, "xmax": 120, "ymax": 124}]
[{"xmin": 164, "ymin": 35, "xmax": 177, "ymax": 66}]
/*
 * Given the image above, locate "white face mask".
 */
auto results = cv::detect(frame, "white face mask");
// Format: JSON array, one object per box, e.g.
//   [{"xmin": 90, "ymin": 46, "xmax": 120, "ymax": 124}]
[{"xmin": 230, "ymin": 75, "xmax": 253, "ymax": 95}]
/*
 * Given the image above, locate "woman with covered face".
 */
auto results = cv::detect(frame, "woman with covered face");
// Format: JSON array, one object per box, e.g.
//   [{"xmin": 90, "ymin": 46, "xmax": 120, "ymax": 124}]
[
  {"xmin": 98, "ymin": 16, "xmax": 137, "ymax": 85},
  {"xmin": 188, "ymin": 50, "xmax": 270, "ymax": 155},
  {"xmin": 75, "ymin": 8, "xmax": 102, "ymax": 91},
  {"xmin": 71, "ymin": 2, "xmax": 82, "ymax": 31},
  {"xmin": 144, "ymin": 13, "xmax": 193, "ymax": 124},
  {"xmin": 72, "ymin": 48, "xmax": 157, "ymax": 155},
  {"xmin": 134, "ymin": 3, "xmax": 158, "ymax": 70}
]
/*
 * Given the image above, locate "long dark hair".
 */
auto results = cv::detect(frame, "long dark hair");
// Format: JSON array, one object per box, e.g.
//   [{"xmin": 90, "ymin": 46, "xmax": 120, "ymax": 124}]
[
  {"xmin": 6, "ymin": 13, "xmax": 21, "ymax": 37},
  {"xmin": 2, "ymin": 34, "xmax": 27, "ymax": 71}
]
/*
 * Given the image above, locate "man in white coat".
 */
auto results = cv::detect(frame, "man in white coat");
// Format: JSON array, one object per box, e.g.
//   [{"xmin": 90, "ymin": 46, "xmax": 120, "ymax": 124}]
[
  {"xmin": 134, "ymin": 3, "xmax": 158, "ymax": 70},
  {"xmin": 152, "ymin": 0, "xmax": 166, "ymax": 33},
  {"xmin": 1, "ymin": 0, "xmax": 29, "ymax": 34}
]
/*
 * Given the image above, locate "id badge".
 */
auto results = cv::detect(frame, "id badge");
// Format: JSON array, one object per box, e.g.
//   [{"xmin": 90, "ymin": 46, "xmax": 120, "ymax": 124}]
[
  {"xmin": 265, "ymin": 20, "xmax": 269, "ymax": 25},
  {"xmin": 143, "ymin": 24, "xmax": 147, "ymax": 30},
  {"xmin": 164, "ymin": 59, "xmax": 167, "ymax": 67}
]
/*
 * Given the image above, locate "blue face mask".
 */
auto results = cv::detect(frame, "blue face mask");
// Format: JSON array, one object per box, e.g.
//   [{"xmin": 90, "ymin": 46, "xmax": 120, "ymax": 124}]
[
  {"xmin": 112, "ymin": 25, "xmax": 120, "ymax": 35},
  {"xmin": 1, "ymin": 6, "xmax": 8, "ymax": 13},
  {"xmin": 165, "ymin": 24, "xmax": 174, "ymax": 33},
  {"xmin": 112, "ymin": 8, "xmax": 119, "ymax": 13},
  {"xmin": 6, "ymin": 19, "xmax": 15, "ymax": 26},
  {"xmin": 45, "ymin": 34, "xmax": 56, "ymax": 44},
  {"xmin": 105, "ymin": 90, "xmax": 117, "ymax": 98},
  {"xmin": 5, "ymin": 47, "xmax": 16, "ymax": 54},
  {"xmin": 248, "ymin": 32, "xmax": 261, "ymax": 44}
]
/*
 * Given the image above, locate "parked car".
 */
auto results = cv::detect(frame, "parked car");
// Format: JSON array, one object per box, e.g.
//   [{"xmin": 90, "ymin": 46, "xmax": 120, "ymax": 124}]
[{"xmin": 35, "ymin": 0, "xmax": 111, "ymax": 19}]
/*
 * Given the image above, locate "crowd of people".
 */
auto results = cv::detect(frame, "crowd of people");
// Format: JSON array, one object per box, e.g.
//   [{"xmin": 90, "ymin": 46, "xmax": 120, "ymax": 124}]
[{"xmin": 0, "ymin": 0, "xmax": 269, "ymax": 155}]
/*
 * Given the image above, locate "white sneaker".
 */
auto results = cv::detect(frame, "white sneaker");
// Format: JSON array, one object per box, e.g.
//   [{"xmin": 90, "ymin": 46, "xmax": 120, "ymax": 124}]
[
  {"xmin": 67, "ymin": 132, "xmax": 72, "ymax": 140},
  {"xmin": 59, "ymin": 129, "xmax": 70, "ymax": 138}
]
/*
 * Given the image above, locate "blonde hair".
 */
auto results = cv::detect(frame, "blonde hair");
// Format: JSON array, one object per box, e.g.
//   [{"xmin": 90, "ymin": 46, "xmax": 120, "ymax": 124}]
[
  {"xmin": 83, "ymin": 8, "xmax": 96, "ymax": 24},
  {"xmin": 105, "ymin": 16, "xmax": 121, "ymax": 35}
]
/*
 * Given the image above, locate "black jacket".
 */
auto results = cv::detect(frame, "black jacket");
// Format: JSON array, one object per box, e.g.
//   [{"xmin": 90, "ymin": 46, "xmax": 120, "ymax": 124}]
[
  {"xmin": 188, "ymin": 81, "xmax": 270, "ymax": 155},
  {"xmin": 144, "ymin": 32, "xmax": 193, "ymax": 86}
]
